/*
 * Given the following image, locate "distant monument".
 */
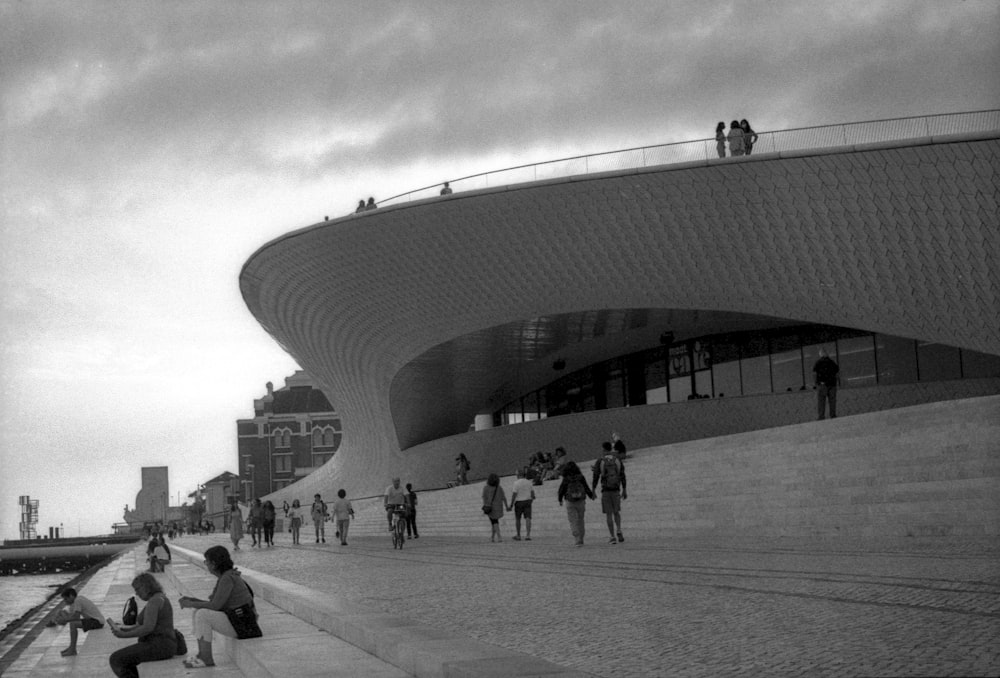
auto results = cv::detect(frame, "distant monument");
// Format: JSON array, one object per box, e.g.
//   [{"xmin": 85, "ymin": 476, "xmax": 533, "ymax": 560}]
[{"xmin": 122, "ymin": 466, "xmax": 169, "ymax": 529}]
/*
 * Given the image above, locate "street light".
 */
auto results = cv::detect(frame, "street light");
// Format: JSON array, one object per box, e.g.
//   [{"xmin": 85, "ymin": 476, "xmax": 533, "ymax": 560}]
[{"xmin": 246, "ymin": 464, "xmax": 255, "ymax": 502}]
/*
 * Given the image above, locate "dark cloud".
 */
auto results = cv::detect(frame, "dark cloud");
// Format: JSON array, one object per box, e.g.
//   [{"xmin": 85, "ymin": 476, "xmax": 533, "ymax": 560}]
[{"xmin": 4, "ymin": 0, "xmax": 996, "ymax": 194}]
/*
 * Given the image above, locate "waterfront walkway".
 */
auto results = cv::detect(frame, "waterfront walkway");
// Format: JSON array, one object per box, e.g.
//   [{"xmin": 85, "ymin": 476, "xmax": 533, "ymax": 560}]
[{"xmin": 3, "ymin": 534, "xmax": 999, "ymax": 677}]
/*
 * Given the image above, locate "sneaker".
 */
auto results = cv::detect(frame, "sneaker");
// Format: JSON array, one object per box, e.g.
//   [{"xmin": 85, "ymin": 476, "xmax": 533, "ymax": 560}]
[
  {"xmin": 60, "ymin": 648, "xmax": 77, "ymax": 656},
  {"xmin": 609, "ymin": 537, "xmax": 617, "ymax": 544},
  {"xmin": 525, "ymin": 537, "xmax": 531, "ymax": 541},
  {"xmin": 512, "ymin": 536, "xmax": 521, "ymax": 541},
  {"xmin": 321, "ymin": 538, "xmax": 325, "ymax": 543},
  {"xmin": 617, "ymin": 532, "xmax": 624, "ymax": 543}
]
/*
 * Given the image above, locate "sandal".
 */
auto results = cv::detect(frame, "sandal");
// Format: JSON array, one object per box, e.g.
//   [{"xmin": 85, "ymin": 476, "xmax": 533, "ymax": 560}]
[{"xmin": 182, "ymin": 656, "xmax": 213, "ymax": 668}]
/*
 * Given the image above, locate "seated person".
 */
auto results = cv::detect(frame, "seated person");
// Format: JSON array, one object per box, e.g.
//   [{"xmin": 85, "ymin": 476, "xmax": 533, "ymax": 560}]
[{"xmin": 53, "ymin": 587, "xmax": 105, "ymax": 656}]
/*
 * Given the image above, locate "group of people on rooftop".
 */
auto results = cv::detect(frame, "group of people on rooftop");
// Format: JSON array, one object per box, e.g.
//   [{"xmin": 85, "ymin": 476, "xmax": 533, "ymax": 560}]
[{"xmin": 716, "ymin": 119, "xmax": 758, "ymax": 158}]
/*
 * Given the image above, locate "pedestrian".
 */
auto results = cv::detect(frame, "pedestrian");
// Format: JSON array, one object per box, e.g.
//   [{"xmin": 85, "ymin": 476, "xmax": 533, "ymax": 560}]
[
  {"xmin": 247, "ymin": 498, "xmax": 263, "ymax": 547},
  {"xmin": 557, "ymin": 461, "xmax": 595, "ymax": 546},
  {"xmin": 727, "ymin": 121, "xmax": 745, "ymax": 157},
  {"xmin": 482, "ymin": 473, "xmax": 507, "ymax": 542},
  {"xmin": 146, "ymin": 534, "xmax": 171, "ymax": 572},
  {"xmin": 365, "ymin": 197, "xmax": 377, "ymax": 210},
  {"xmin": 281, "ymin": 500, "xmax": 289, "ymax": 517},
  {"xmin": 592, "ymin": 442, "xmax": 628, "ymax": 544},
  {"xmin": 440, "ymin": 182, "xmax": 453, "ymax": 195},
  {"xmin": 740, "ymin": 119, "xmax": 758, "ymax": 155},
  {"xmin": 228, "ymin": 500, "xmax": 243, "ymax": 551},
  {"xmin": 404, "ymin": 483, "xmax": 419, "ymax": 539},
  {"xmin": 53, "ymin": 587, "xmax": 105, "ymax": 656},
  {"xmin": 456, "ymin": 453, "xmax": 471, "ymax": 485},
  {"xmin": 355, "ymin": 199, "xmax": 366, "ymax": 213},
  {"xmin": 108, "ymin": 572, "xmax": 177, "ymax": 677},
  {"xmin": 261, "ymin": 500, "xmax": 276, "ymax": 547},
  {"xmin": 287, "ymin": 499, "xmax": 302, "ymax": 545},
  {"xmin": 331, "ymin": 489, "xmax": 354, "ymax": 545},
  {"xmin": 178, "ymin": 545, "xmax": 261, "ymax": 668},
  {"xmin": 310, "ymin": 493, "xmax": 328, "ymax": 543},
  {"xmin": 715, "ymin": 121, "xmax": 727, "ymax": 158},
  {"xmin": 813, "ymin": 348, "xmax": 840, "ymax": 419},
  {"xmin": 508, "ymin": 468, "xmax": 535, "ymax": 541}
]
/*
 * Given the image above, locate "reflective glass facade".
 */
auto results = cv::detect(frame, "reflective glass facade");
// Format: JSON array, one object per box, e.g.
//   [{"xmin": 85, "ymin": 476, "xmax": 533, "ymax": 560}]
[{"xmin": 494, "ymin": 325, "xmax": 1000, "ymax": 426}]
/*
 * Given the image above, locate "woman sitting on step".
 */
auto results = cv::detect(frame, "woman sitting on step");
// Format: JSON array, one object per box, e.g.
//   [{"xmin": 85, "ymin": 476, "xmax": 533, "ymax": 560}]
[{"xmin": 178, "ymin": 545, "xmax": 262, "ymax": 668}]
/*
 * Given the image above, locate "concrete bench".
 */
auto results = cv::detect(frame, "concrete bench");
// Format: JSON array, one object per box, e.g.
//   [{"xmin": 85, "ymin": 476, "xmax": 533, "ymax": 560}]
[
  {"xmin": 164, "ymin": 546, "xmax": 410, "ymax": 678},
  {"xmin": 169, "ymin": 543, "xmax": 591, "ymax": 678}
]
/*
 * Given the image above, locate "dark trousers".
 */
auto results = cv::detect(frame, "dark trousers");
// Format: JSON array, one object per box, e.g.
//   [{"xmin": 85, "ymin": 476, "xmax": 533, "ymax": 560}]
[
  {"xmin": 406, "ymin": 510, "xmax": 418, "ymax": 538},
  {"xmin": 263, "ymin": 520, "xmax": 275, "ymax": 544},
  {"xmin": 109, "ymin": 637, "xmax": 176, "ymax": 678},
  {"xmin": 817, "ymin": 384, "xmax": 837, "ymax": 419}
]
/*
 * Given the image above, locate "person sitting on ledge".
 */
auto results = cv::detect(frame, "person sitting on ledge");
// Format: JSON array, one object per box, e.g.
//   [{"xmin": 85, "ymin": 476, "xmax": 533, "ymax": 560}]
[{"xmin": 179, "ymin": 545, "xmax": 261, "ymax": 668}]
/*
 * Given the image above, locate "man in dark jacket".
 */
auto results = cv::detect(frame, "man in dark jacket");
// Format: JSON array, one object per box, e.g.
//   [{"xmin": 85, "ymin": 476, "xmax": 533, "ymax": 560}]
[{"xmin": 812, "ymin": 349, "xmax": 840, "ymax": 420}]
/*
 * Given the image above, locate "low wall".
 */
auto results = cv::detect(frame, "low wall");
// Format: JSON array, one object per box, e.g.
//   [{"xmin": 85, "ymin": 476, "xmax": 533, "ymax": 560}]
[{"xmin": 407, "ymin": 378, "xmax": 1000, "ymax": 488}]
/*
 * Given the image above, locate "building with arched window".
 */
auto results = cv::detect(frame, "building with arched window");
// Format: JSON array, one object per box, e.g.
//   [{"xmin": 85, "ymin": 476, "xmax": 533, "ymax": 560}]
[
  {"xmin": 240, "ymin": 116, "xmax": 1000, "ymax": 502},
  {"xmin": 235, "ymin": 371, "xmax": 341, "ymax": 500}
]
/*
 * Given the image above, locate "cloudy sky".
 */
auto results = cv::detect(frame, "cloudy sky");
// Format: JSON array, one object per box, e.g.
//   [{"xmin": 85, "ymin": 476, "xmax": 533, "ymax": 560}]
[{"xmin": 1, "ymin": 1, "xmax": 998, "ymax": 540}]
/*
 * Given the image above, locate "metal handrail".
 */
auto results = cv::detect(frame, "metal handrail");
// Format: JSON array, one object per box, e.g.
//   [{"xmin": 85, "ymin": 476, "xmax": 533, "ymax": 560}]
[{"xmin": 376, "ymin": 109, "xmax": 1000, "ymax": 208}]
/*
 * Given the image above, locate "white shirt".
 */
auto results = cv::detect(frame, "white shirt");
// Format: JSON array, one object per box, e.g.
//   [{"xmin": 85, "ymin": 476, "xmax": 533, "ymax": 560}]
[{"xmin": 511, "ymin": 478, "xmax": 535, "ymax": 502}]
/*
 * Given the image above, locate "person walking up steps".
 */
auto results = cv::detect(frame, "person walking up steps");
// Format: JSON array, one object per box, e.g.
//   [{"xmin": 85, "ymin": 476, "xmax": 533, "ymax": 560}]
[
  {"xmin": 592, "ymin": 441, "xmax": 627, "ymax": 544},
  {"xmin": 509, "ymin": 468, "xmax": 535, "ymax": 540},
  {"xmin": 558, "ymin": 461, "xmax": 595, "ymax": 546}
]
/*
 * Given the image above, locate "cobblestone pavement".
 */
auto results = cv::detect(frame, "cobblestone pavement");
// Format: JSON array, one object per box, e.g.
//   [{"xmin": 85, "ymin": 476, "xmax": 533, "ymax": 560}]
[{"xmin": 174, "ymin": 534, "xmax": 1000, "ymax": 678}]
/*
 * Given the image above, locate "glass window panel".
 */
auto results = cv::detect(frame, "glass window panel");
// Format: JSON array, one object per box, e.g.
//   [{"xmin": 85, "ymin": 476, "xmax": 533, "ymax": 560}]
[
  {"xmin": 668, "ymin": 346, "xmax": 690, "ymax": 377},
  {"xmin": 838, "ymin": 335, "xmax": 877, "ymax": 388},
  {"xmin": 691, "ymin": 340, "xmax": 712, "ymax": 371},
  {"xmin": 875, "ymin": 334, "xmax": 917, "ymax": 385},
  {"xmin": 741, "ymin": 355, "xmax": 771, "ymax": 394},
  {"xmin": 917, "ymin": 342, "xmax": 961, "ymax": 381},
  {"xmin": 669, "ymin": 375, "xmax": 692, "ymax": 401},
  {"xmin": 743, "ymin": 334, "xmax": 770, "ymax": 359},
  {"xmin": 605, "ymin": 365, "xmax": 625, "ymax": 409},
  {"xmin": 961, "ymin": 350, "xmax": 1000, "ymax": 378},
  {"xmin": 771, "ymin": 349, "xmax": 804, "ymax": 392},
  {"xmin": 645, "ymin": 386, "xmax": 668, "ymax": 404},
  {"xmin": 694, "ymin": 370, "xmax": 713, "ymax": 397},
  {"xmin": 712, "ymin": 360, "xmax": 742, "ymax": 398},
  {"xmin": 644, "ymin": 347, "xmax": 667, "ymax": 391},
  {"xmin": 711, "ymin": 337, "xmax": 741, "ymax": 364},
  {"xmin": 523, "ymin": 392, "xmax": 539, "ymax": 419}
]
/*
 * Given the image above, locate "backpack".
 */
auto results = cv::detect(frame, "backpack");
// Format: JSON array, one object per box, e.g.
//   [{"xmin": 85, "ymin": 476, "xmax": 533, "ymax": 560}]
[
  {"xmin": 600, "ymin": 456, "xmax": 622, "ymax": 491},
  {"xmin": 565, "ymin": 476, "xmax": 586, "ymax": 501},
  {"xmin": 122, "ymin": 596, "xmax": 138, "ymax": 625}
]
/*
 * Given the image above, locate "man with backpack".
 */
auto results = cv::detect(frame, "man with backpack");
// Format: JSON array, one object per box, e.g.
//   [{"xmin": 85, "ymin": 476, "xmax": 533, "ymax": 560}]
[{"xmin": 592, "ymin": 441, "xmax": 627, "ymax": 544}]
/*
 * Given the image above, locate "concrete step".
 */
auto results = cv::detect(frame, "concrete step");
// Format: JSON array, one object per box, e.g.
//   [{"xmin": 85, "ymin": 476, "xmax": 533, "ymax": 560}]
[{"xmin": 342, "ymin": 396, "xmax": 999, "ymax": 540}]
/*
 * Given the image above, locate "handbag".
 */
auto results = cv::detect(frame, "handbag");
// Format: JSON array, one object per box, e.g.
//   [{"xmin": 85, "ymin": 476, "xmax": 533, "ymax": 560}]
[
  {"xmin": 225, "ymin": 580, "xmax": 263, "ymax": 639},
  {"xmin": 225, "ymin": 603, "xmax": 263, "ymax": 639},
  {"xmin": 174, "ymin": 629, "xmax": 187, "ymax": 655},
  {"xmin": 482, "ymin": 485, "xmax": 498, "ymax": 515}
]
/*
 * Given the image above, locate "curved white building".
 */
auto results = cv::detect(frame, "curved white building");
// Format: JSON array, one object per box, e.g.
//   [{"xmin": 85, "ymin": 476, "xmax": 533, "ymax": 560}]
[{"xmin": 241, "ymin": 120, "xmax": 1000, "ymax": 501}]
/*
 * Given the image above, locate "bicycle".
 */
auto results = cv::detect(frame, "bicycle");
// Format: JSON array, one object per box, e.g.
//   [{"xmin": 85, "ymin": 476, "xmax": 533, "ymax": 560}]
[{"xmin": 388, "ymin": 504, "xmax": 407, "ymax": 549}]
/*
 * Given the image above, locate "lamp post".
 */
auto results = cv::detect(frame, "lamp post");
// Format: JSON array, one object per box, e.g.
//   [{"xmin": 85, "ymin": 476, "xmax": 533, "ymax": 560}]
[{"xmin": 246, "ymin": 464, "xmax": 255, "ymax": 502}]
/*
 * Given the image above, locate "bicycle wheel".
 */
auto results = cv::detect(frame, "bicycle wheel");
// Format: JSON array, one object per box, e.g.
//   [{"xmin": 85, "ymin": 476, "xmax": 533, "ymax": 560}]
[{"xmin": 395, "ymin": 520, "xmax": 405, "ymax": 548}]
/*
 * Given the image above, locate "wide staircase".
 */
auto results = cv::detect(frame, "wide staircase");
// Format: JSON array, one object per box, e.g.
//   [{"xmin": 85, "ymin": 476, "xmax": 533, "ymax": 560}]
[{"xmin": 344, "ymin": 395, "xmax": 1000, "ymax": 541}]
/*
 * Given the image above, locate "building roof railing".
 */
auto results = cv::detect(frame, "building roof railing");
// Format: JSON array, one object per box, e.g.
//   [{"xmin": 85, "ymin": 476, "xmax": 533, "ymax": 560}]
[{"xmin": 376, "ymin": 109, "xmax": 1000, "ymax": 208}]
